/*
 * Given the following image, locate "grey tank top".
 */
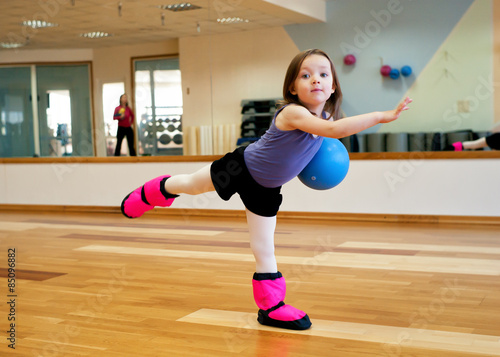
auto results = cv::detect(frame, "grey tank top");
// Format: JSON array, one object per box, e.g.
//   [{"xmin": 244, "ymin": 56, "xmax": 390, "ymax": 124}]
[{"xmin": 244, "ymin": 105, "xmax": 326, "ymax": 188}]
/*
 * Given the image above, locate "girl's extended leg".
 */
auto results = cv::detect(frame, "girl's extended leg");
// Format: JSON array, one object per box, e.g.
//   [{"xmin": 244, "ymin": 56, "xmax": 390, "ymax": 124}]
[
  {"xmin": 449, "ymin": 137, "xmax": 487, "ymax": 151},
  {"xmin": 121, "ymin": 164, "xmax": 214, "ymax": 218},
  {"xmin": 462, "ymin": 137, "xmax": 487, "ymax": 150},
  {"xmin": 246, "ymin": 209, "xmax": 311, "ymax": 330},
  {"xmin": 165, "ymin": 164, "xmax": 215, "ymax": 195}
]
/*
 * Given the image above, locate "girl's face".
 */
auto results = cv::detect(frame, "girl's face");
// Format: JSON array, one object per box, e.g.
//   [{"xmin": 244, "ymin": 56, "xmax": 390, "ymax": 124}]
[
  {"xmin": 120, "ymin": 95, "xmax": 128, "ymax": 106},
  {"xmin": 290, "ymin": 54, "xmax": 335, "ymax": 113}
]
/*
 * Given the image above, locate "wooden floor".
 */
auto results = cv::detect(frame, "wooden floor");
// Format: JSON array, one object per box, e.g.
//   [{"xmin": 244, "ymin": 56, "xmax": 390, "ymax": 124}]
[{"xmin": 1, "ymin": 210, "xmax": 500, "ymax": 357}]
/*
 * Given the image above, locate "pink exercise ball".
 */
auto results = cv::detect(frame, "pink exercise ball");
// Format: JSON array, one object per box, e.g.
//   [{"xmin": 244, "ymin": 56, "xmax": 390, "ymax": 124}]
[
  {"xmin": 343, "ymin": 54, "xmax": 356, "ymax": 65},
  {"xmin": 380, "ymin": 65, "xmax": 392, "ymax": 77}
]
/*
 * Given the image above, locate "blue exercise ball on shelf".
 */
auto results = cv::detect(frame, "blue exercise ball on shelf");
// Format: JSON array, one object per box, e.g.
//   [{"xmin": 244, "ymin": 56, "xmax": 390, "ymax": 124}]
[
  {"xmin": 401, "ymin": 65, "xmax": 412, "ymax": 77},
  {"xmin": 389, "ymin": 68, "xmax": 400, "ymax": 80},
  {"xmin": 298, "ymin": 138, "xmax": 350, "ymax": 190}
]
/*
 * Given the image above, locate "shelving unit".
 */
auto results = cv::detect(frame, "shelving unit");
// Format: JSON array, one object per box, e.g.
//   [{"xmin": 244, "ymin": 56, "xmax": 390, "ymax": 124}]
[{"xmin": 237, "ymin": 98, "xmax": 279, "ymax": 147}]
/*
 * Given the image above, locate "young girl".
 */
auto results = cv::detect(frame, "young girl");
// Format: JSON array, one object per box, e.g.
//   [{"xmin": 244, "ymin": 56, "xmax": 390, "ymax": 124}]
[
  {"xmin": 113, "ymin": 94, "xmax": 136, "ymax": 156},
  {"xmin": 121, "ymin": 49, "xmax": 412, "ymax": 330}
]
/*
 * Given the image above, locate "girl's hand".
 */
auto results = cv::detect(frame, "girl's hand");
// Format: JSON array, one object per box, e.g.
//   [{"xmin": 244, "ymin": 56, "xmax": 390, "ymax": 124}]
[{"xmin": 380, "ymin": 97, "xmax": 412, "ymax": 123}]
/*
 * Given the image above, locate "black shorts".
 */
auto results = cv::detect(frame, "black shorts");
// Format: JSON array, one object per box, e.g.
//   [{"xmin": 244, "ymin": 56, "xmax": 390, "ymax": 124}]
[
  {"xmin": 210, "ymin": 146, "xmax": 283, "ymax": 217},
  {"xmin": 486, "ymin": 133, "xmax": 500, "ymax": 150}
]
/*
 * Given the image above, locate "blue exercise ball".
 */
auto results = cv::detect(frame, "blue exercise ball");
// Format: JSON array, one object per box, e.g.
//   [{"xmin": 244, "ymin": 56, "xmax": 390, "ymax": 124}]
[
  {"xmin": 401, "ymin": 65, "xmax": 412, "ymax": 77},
  {"xmin": 298, "ymin": 138, "xmax": 350, "ymax": 190},
  {"xmin": 389, "ymin": 68, "xmax": 400, "ymax": 80}
]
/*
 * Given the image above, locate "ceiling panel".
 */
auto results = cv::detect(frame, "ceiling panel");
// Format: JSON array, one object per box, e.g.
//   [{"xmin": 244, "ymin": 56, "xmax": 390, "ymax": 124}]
[{"xmin": 0, "ymin": 0, "xmax": 323, "ymax": 50}]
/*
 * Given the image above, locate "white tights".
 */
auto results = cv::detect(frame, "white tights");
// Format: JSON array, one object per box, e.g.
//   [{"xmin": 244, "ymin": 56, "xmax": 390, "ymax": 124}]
[
  {"xmin": 463, "ymin": 137, "xmax": 487, "ymax": 150},
  {"xmin": 246, "ymin": 209, "xmax": 278, "ymax": 273},
  {"xmin": 165, "ymin": 164, "xmax": 215, "ymax": 195},
  {"xmin": 163, "ymin": 165, "xmax": 278, "ymax": 273}
]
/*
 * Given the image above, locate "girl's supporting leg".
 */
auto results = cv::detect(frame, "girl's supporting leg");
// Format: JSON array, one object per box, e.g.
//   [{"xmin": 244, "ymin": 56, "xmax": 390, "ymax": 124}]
[
  {"xmin": 246, "ymin": 209, "xmax": 311, "ymax": 330},
  {"xmin": 246, "ymin": 209, "xmax": 278, "ymax": 273}
]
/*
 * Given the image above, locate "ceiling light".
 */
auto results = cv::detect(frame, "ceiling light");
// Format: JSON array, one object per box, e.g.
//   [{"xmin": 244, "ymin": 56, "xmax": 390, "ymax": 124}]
[
  {"xmin": 0, "ymin": 42, "xmax": 25, "ymax": 49},
  {"xmin": 22, "ymin": 20, "xmax": 58, "ymax": 28},
  {"xmin": 159, "ymin": 3, "xmax": 201, "ymax": 12},
  {"xmin": 217, "ymin": 17, "xmax": 249, "ymax": 24},
  {"xmin": 80, "ymin": 32, "xmax": 112, "ymax": 39}
]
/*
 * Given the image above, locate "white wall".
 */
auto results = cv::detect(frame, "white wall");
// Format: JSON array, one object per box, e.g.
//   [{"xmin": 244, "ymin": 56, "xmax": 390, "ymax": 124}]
[
  {"xmin": 0, "ymin": 164, "xmax": 6, "ymax": 204},
  {"xmin": 179, "ymin": 26, "xmax": 299, "ymax": 130},
  {"xmin": 1, "ymin": 159, "xmax": 499, "ymax": 217}
]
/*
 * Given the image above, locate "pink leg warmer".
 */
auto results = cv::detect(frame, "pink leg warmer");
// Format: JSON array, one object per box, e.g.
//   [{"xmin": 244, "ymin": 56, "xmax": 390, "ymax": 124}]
[
  {"xmin": 452, "ymin": 142, "xmax": 464, "ymax": 151},
  {"xmin": 252, "ymin": 272, "xmax": 311, "ymax": 330},
  {"xmin": 121, "ymin": 175, "xmax": 178, "ymax": 218}
]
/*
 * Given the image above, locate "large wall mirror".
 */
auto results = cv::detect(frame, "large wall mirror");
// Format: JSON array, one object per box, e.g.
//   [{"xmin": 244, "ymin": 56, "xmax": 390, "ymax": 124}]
[
  {"xmin": 0, "ymin": 0, "xmax": 497, "ymax": 158},
  {"xmin": 152, "ymin": 0, "xmax": 498, "ymax": 157}
]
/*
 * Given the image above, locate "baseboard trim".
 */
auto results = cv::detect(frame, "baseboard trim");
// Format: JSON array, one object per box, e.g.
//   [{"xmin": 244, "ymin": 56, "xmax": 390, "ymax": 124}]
[
  {"xmin": 0, "ymin": 204, "xmax": 120, "ymax": 215},
  {"xmin": 0, "ymin": 204, "xmax": 498, "ymax": 225}
]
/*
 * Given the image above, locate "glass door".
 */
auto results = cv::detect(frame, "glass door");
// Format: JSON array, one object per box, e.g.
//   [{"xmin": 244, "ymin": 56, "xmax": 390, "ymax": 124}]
[
  {"xmin": 134, "ymin": 57, "xmax": 183, "ymax": 156},
  {"xmin": 36, "ymin": 64, "xmax": 93, "ymax": 157},
  {"xmin": 0, "ymin": 67, "xmax": 34, "ymax": 157}
]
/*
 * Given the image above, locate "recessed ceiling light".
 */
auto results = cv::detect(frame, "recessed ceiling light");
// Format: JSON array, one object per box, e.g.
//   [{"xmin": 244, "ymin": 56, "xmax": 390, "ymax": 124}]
[
  {"xmin": 22, "ymin": 20, "xmax": 58, "ymax": 28},
  {"xmin": 217, "ymin": 17, "xmax": 249, "ymax": 24},
  {"xmin": 80, "ymin": 32, "xmax": 112, "ymax": 39},
  {"xmin": 0, "ymin": 42, "xmax": 25, "ymax": 49},
  {"xmin": 159, "ymin": 3, "xmax": 201, "ymax": 12}
]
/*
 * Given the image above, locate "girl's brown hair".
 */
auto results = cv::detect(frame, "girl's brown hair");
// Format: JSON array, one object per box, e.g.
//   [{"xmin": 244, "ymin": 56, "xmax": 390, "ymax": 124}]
[{"xmin": 279, "ymin": 49, "xmax": 343, "ymax": 120}]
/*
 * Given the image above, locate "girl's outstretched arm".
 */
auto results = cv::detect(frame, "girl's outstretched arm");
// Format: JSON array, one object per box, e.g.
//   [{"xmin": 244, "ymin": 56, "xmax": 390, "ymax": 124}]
[{"xmin": 278, "ymin": 97, "xmax": 412, "ymax": 139}]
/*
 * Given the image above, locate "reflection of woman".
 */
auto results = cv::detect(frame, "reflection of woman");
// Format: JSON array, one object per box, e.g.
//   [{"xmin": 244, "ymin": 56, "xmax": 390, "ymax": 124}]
[
  {"xmin": 113, "ymin": 94, "xmax": 136, "ymax": 156},
  {"xmin": 447, "ymin": 123, "xmax": 500, "ymax": 151}
]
